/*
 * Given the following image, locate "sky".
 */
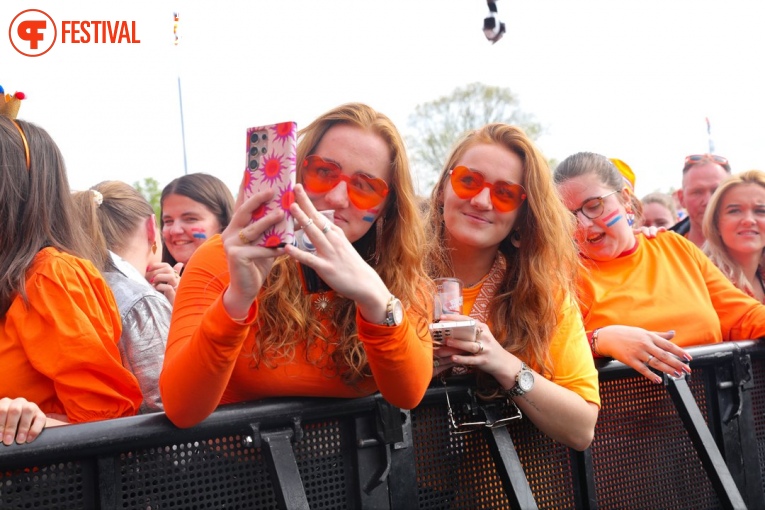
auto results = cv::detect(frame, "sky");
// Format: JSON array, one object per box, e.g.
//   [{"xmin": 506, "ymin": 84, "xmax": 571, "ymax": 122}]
[{"xmin": 3, "ymin": 1, "xmax": 764, "ymax": 198}]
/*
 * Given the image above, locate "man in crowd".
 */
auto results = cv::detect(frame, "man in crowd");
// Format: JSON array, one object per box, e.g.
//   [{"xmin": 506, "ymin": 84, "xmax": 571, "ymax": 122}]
[{"xmin": 670, "ymin": 154, "xmax": 731, "ymax": 248}]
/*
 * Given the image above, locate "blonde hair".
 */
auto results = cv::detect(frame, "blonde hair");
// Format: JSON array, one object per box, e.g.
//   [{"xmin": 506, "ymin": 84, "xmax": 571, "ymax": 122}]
[
  {"xmin": 72, "ymin": 181, "xmax": 155, "ymax": 273},
  {"xmin": 425, "ymin": 123, "xmax": 580, "ymax": 397},
  {"xmin": 254, "ymin": 103, "xmax": 430, "ymax": 383},
  {"xmin": 703, "ymin": 170, "xmax": 765, "ymax": 294},
  {"xmin": 641, "ymin": 192, "xmax": 677, "ymax": 220}
]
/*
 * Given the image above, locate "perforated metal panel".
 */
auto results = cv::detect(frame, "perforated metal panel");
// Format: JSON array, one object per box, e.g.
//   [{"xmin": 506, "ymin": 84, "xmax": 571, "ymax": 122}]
[
  {"xmin": 411, "ymin": 399, "xmax": 577, "ymax": 509},
  {"xmin": 117, "ymin": 434, "xmax": 276, "ymax": 508},
  {"xmin": 293, "ymin": 420, "xmax": 349, "ymax": 509},
  {"xmin": 0, "ymin": 461, "xmax": 89, "ymax": 509},
  {"xmin": 1, "ymin": 419, "xmax": 351, "ymax": 509},
  {"xmin": 750, "ymin": 358, "xmax": 765, "ymax": 495},
  {"xmin": 592, "ymin": 374, "xmax": 720, "ymax": 509}
]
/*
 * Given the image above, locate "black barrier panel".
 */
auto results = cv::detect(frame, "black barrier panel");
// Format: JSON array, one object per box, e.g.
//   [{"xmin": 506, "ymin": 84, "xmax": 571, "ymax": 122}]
[
  {"xmin": 751, "ymin": 359, "xmax": 765, "ymax": 496},
  {"xmin": 412, "ymin": 388, "xmax": 577, "ymax": 509},
  {"xmin": 0, "ymin": 342, "xmax": 763, "ymax": 509},
  {"xmin": 591, "ymin": 369, "xmax": 719, "ymax": 509}
]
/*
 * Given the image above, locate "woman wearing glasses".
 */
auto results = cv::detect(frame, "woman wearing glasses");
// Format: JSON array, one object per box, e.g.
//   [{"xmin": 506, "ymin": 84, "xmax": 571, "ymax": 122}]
[
  {"xmin": 703, "ymin": 170, "xmax": 765, "ymax": 303},
  {"xmin": 425, "ymin": 124, "xmax": 600, "ymax": 451},
  {"xmin": 160, "ymin": 103, "xmax": 432, "ymax": 428},
  {"xmin": 554, "ymin": 152, "xmax": 765, "ymax": 383}
]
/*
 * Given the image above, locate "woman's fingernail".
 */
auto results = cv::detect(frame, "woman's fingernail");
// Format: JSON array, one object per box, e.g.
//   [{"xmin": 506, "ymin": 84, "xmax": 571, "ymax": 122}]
[
  {"xmin": 682, "ymin": 365, "xmax": 692, "ymax": 374},
  {"xmin": 674, "ymin": 370, "xmax": 682, "ymax": 377},
  {"xmin": 654, "ymin": 376, "xmax": 662, "ymax": 384},
  {"xmin": 16, "ymin": 432, "xmax": 26, "ymax": 443}
]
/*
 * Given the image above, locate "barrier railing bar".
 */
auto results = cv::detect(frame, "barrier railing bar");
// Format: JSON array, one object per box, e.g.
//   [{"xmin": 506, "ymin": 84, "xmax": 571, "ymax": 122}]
[
  {"xmin": 96, "ymin": 456, "xmax": 120, "ymax": 509},
  {"xmin": 570, "ymin": 448, "xmax": 597, "ymax": 509},
  {"xmin": 714, "ymin": 352, "xmax": 765, "ymax": 509},
  {"xmin": 483, "ymin": 406, "xmax": 539, "ymax": 510},
  {"xmin": 666, "ymin": 375, "xmax": 746, "ymax": 510},
  {"xmin": 259, "ymin": 426, "xmax": 310, "ymax": 510}
]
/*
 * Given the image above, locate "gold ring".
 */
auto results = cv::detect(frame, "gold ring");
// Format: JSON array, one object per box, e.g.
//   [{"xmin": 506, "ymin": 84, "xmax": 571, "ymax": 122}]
[
  {"xmin": 303, "ymin": 218, "xmax": 314, "ymax": 229},
  {"xmin": 238, "ymin": 230, "xmax": 251, "ymax": 244},
  {"xmin": 321, "ymin": 220, "xmax": 331, "ymax": 234},
  {"xmin": 475, "ymin": 341, "xmax": 483, "ymax": 354},
  {"xmin": 433, "ymin": 358, "xmax": 440, "ymax": 368},
  {"xmin": 645, "ymin": 354, "xmax": 654, "ymax": 366}
]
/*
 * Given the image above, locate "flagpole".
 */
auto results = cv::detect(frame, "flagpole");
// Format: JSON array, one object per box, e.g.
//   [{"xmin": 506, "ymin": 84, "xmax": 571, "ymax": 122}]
[
  {"xmin": 706, "ymin": 117, "xmax": 715, "ymax": 154},
  {"xmin": 174, "ymin": 12, "xmax": 188, "ymax": 175}
]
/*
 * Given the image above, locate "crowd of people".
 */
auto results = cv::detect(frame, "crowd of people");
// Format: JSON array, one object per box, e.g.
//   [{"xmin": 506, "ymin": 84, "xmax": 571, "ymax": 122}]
[{"xmin": 2, "ymin": 99, "xmax": 764, "ymax": 456}]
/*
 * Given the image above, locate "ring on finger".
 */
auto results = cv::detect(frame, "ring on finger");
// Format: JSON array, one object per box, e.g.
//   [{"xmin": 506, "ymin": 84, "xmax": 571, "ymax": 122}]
[
  {"xmin": 475, "ymin": 327, "xmax": 483, "ymax": 341},
  {"xmin": 475, "ymin": 340, "xmax": 484, "ymax": 354},
  {"xmin": 321, "ymin": 220, "xmax": 331, "ymax": 234},
  {"xmin": 645, "ymin": 354, "xmax": 654, "ymax": 366},
  {"xmin": 433, "ymin": 358, "xmax": 440, "ymax": 368},
  {"xmin": 303, "ymin": 218, "xmax": 314, "ymax": 229},
  {"xmin": 238, "ymin": 230, "xmax": 252, "ymax": 244}
]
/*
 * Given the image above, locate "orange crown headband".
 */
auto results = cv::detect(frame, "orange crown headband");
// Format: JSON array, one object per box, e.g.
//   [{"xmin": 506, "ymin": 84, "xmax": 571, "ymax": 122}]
[{"xmin": 0, "ymin": 85, "xmax": 30, "ymax": 170}]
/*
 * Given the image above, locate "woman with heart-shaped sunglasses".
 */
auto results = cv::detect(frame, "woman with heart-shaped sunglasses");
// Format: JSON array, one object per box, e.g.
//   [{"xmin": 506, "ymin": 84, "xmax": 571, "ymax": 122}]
[
  {"xmin": 160, "ymin": 103, "xmax": 433, "ymax": 428},
  {"xmin": 424, "ymin": 124, "xmax": 600, "ymax": 452}
]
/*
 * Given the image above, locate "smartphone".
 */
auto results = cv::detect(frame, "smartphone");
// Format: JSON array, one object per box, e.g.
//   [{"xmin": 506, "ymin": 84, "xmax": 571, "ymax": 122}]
[
  {"xmin": 243, "ymin": 122, "xmax": 297, "ymax": 248},
  {"xmin": 429, "ymin": 319, "xmax": 477, "ymax": 343}
]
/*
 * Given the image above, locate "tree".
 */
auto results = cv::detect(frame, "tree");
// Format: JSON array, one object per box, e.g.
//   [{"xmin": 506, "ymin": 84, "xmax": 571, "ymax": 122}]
[
  {"xmin": 406, "ymin": 82, "xmax": 543, "ymax": 194},
  {"xmin": 133, "ymin": 177, "xmax": 162, "ymax": 220}
]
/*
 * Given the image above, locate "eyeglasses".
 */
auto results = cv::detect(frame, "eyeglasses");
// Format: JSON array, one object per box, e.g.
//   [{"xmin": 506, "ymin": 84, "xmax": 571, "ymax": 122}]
[
  {"xmin": 302, "ymin": 155, "xmax": 389, "ymax": 210},
  {"xmin": 570, "ymin": 190, "xmax": 619, "ymax": 220},
  {"xmin": 683, "ymin": 154, "xmax": 731, "ymax": 173},
  {"xmin": 442, "ymin": 377, "xmax": 522, "ymax": 434},
  {"xmin": 449, "ymin": 166, "xmax": 527, "ymax": 213}
]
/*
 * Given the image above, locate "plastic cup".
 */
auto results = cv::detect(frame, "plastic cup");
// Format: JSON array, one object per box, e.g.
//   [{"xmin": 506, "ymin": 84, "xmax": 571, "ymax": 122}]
[{"xmin": 434, "ymin": 277, "xmax": 463, "ymax": 320}]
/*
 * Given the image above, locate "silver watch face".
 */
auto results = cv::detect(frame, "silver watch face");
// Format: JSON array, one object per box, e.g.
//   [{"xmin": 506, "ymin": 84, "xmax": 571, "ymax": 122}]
[
  {"xmin": 519, "ymin": 370, "xmax": 534, "ymax": 392},
  {"xmin": 392, "ymin": 299, "xmax": 404, "ymax": 325}
]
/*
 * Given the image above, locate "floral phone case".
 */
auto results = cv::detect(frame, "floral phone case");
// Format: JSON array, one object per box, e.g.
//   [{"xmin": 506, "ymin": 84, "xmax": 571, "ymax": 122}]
[{"xmin": 243, "ymin": 122, "xmax": 297, "ymax": 247}]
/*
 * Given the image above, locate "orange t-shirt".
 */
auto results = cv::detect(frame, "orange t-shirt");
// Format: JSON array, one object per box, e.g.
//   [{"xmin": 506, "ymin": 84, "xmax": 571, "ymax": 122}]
[
  {"xmin": 578, "ymin": 232, "xmax": 765, "ymax": 345},
  {"xmin": 0, "ymin": 248, "xmax": 143, "ymax": 422},
  {"xmin": 160, "ymin": 235, "xmax": 433, "ymax": 428}
]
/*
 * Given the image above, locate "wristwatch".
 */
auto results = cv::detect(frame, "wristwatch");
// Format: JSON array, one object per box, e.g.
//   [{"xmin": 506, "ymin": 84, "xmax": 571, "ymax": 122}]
[
  {"xmin": 381, "ymin": 295, "xmax": 404, "ymax": 327},
  {"xmin": 505, "ymin": 362, "xmax": 534, "ymax": 397}
]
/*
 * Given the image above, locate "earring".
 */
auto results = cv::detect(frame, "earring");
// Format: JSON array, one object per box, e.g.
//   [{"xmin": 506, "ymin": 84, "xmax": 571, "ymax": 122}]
[
  {"xmin": 373, "ymin": 216, "xmax": 384, "ymax": 265},
  {"xmin": 151, "ymin": 241, "xmax": 158, "ymax": 255},
  {"xmin": 626, "ymin": 208, "xmax": 635, "ymax": 227},
  {"xmin": 510, "ymin": 229, "xmax": 521, "ymax": 248}
]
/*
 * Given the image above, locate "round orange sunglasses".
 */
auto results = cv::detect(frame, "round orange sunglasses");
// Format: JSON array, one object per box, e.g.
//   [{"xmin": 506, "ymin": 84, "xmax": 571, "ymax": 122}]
[
  {"xmin": 302, "ymin": 155, "xmax": 389, "ymax": 210},
  {"xmin": 449, "ymin": 166, "xmax": 527, "ymax": 212}
]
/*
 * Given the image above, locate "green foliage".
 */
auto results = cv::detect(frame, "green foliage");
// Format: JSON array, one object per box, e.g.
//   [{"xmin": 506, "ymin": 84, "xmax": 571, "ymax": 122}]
[
  {"xmin": 133, "ymin": 177, "xmax": 162, "ymax": 220},
  {"xmin": 406, "ymin": 82, "xmax": 543, "ymax": 194}
]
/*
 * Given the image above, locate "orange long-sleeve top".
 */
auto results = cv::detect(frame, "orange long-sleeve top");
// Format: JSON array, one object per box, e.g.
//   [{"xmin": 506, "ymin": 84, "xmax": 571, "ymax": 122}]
[
  {"xmin": 577, "ymin": 232, "xmax": 765, "ymax": 346},
  {"xmin": 0, "ymin": 248, "xmax": 143, "ymax": 422},
  {"xmin": 160, "ymin": 235, "xmax": 433, "ymax": 428}
]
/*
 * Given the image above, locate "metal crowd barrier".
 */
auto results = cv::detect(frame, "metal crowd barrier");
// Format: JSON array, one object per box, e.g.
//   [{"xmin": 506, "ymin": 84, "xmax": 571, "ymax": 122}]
[{"xmin": 1, "ymin": 341, "xmax": 763, "ymax": 509}]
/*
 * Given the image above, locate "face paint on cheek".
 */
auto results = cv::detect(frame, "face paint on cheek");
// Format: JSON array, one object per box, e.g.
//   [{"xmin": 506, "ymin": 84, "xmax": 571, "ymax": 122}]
[
  {"xmin": 605, "ymin": 214, "xmax": 623, "ymax": 228},
  {"xmin": 191, "ymin": 227, "xmax": 207, "ymax": 239},
  {"xmin": 362, "ymin": 207, "xmax": 380, "ymax": 223}
]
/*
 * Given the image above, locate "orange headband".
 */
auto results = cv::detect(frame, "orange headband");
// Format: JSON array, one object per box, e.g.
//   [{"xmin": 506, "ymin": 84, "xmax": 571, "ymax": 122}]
[{"xmin": 9, "ymin": 119, "xmax": 30, "ymax": 170}]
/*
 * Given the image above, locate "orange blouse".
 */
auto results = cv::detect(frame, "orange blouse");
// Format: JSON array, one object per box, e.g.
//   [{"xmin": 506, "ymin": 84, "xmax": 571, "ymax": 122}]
[
  {"xmin": 0, "ymin": 248, "xmax": 143, "ymax": 422},
  {"xmin": 161, "ymin": 235, "xmax": 433, "ymax": 428}
]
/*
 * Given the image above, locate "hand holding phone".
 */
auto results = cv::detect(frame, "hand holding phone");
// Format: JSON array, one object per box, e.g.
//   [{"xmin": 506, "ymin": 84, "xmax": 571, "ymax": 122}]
[
  {"xmin": 429, "ymin": 319, "xmax": 477, "ymax": 344},
  {"xmin": 242, "ymin": 122, "xmax": 297, "ymax": 248}
]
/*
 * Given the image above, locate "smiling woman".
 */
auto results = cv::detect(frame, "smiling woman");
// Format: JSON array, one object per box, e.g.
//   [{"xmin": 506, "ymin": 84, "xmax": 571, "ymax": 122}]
[
  {"xmin": 703, "ymin": 170, "xmax": 765, "ymax": 303},
  {"xmin": 554, "ymin": 152, "xmax": 765, "ymax": 384},
  {"xmin": 160, "ymin": 173, "xmax": 234, "ymax": 270}
]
